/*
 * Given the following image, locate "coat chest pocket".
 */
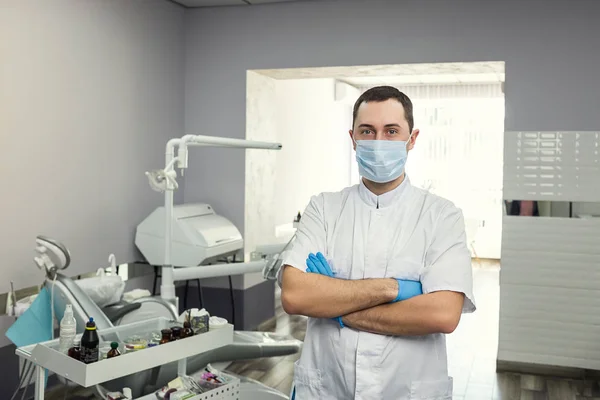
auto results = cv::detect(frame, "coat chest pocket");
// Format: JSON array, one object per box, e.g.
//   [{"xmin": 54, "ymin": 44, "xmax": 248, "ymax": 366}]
[{"xmin": 385, "ymin": 256, "xmax": 424, "ymax": 281}]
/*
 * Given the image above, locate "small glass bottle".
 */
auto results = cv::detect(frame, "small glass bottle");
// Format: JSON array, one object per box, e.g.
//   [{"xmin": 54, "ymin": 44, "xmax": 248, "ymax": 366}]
[
  {"xmin": 160, "ymin": 329, "xmax": 172, "ymax": 344},
  {"xmin": 107, "ymin": 342, "xmax": 121, "ymax": 358},
  {"xmin": 182, "ymin": 321, "xmax": 194, "ymax": 338},
  {"xmin": 170, "ymin": 326, "xmax": 182, "ymax": 341},
  {"xmin": 68, "ymin": 343, "xmax": 81, "ymax": 361}
]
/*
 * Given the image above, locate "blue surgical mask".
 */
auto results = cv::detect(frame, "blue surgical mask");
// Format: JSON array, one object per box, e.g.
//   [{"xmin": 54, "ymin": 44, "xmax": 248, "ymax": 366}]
[{"xmin": 355, "ymin": 138, "xmax": 411, "ymax": 183}]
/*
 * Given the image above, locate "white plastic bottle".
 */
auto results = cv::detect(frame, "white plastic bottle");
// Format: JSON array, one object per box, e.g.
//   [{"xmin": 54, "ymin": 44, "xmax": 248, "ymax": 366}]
[{"xmin": 58, "ymin": 304, "xmax": 76, "ymax": 354}]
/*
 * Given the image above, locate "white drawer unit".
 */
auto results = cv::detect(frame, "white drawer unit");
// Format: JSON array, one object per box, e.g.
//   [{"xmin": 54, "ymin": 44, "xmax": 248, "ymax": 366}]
[
  {"xmin": 504, "ymin": 131, "xmax": 600, "ymax": 202},
  {"xmin": 498, "ymin": 216, "xmax": 600, "ymax": 370}
]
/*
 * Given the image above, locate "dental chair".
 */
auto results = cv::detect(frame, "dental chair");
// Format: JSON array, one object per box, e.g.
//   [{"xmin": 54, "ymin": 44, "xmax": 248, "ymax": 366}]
[{"xmin": 36, "ymin": 236, "xmax": 301, "ymax": 399}]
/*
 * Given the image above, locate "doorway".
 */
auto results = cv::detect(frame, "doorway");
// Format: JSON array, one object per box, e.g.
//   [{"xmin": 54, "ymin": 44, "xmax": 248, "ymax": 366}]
[
  {"xmin": 244, "ymin": 62, "xmax": 505, "ymax": 395},
  {"xmin": 342, "ymin": 78, "xmax": 505, "ymax": 260},
  {"xmin": 245, "ymin": 61, "xmax": 505, "ymax": 262}
]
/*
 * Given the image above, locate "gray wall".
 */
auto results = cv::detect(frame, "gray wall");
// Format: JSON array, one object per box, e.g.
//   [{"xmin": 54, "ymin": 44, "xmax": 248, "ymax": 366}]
[
  {"xmin": 183, "ymin": 0, "xmax": 600, "ymax": 250},
  {"xmin": 0, "ymin": 0, "xmax": 185, "ymax": 293}
]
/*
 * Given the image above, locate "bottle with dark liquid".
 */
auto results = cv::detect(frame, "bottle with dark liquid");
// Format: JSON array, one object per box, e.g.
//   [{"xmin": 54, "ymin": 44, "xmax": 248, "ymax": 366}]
[
  {"xmin": 182, "ymin": 321, "xmax": 194, "ymax": 338},
  {"xmin": 68, "ymin": 343, "xmax": 81, "ymax": 361},
  {"xmin": 170, "ymin": 326, "xmax": 182, "ymax": 341},
  {"xmin": 160, "ymin": 329, "xmax": 172, "ymax": 344},
  {"xmin": 107, "ymin": 342, "xmax": 121, "ymax": 358},
  {"xmin": 81, "ymin": 317, "xmax": 99, "ymax": 364}
]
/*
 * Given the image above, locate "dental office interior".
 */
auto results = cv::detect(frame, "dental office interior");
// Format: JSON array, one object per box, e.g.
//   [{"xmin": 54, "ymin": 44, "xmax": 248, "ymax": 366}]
[{"xmin": 2, "ymin": 0, "xmax": 600, "ymax": 399}]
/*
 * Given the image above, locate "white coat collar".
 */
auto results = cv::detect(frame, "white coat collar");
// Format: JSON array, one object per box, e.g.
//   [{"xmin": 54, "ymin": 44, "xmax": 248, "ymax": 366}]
[{"xmin": 358, "ymin": 175, "xmax": 411, "ymax": 209}]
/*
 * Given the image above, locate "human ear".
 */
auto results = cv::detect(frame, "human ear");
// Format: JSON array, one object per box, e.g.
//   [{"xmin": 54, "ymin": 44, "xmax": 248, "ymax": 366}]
[
  {"xmin": 349, "ymin": 130, "xmax": 356, "ymax": 150},
  {"xmin": 407, "ymin": 129, "xmax": 420, "ymax": 151}
]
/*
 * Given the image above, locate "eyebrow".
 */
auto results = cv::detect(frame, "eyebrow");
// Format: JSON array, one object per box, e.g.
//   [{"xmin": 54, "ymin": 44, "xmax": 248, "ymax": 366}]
[{"xmin": 358, "ymin": 123, "xmax": 402, "ymax": 128}]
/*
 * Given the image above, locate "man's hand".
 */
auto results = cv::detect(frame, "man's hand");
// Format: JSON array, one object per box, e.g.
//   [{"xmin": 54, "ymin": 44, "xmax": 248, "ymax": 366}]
[
  {"xmin": 393, "ymin": 279, "xmax": 423, "ymax": 302},
  {"xmin": 305, "ymin": 252, "xmax": 335, "ymax": 277}
]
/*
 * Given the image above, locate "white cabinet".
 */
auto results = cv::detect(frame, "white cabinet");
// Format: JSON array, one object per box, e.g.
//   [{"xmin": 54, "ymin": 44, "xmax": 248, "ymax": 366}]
[
  {"xmin": 499, "ymin": 131, "xmax": 600, "ymax": 370},
  {"xmin": 499, "ymin": 216, "xmax": 600, "ymax": 369}
]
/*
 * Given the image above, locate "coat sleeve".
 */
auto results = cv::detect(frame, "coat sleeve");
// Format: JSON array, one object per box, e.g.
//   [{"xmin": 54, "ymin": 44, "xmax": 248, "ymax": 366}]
[
  {"xmin": 277, "ymin": 194, "xmax": 327, "ymax": 287},
  {"xmin": 421, "ymin": 203, "xmax": 476, "ymax": 313}
]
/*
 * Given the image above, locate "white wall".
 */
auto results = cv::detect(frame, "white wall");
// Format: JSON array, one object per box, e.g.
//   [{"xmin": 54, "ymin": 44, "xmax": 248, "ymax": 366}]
[
  {"xmin": 0, "ymin": 0, "xmax": 185, "ymax": 292},
  {"xmin": 274, "ymin": 78, "xmax": 351, "ymax": 227},
  {"xmin": 183, "ymin": 0, "xmax": 600, "ymax": 271},
  {"xmin": 241, "ymin": 71, "xmax": 279, "ymax": 290},
  {"xmin": 243, "ymin": 76, "xmax": 351, "ymax": 289}
]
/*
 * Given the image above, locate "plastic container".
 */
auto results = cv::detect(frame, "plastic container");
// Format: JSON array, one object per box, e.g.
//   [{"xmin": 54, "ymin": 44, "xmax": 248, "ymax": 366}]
[
  {"xmin": 209, "ymin": 317, "xmax": 228, "ymax": 330},
  {"xmin": 58, "ymin": 304, "xmax": 76, "ymax": 354},
  {"xmin": 124, "ymin": 335, "xmax": 147, "ymax": 352}
]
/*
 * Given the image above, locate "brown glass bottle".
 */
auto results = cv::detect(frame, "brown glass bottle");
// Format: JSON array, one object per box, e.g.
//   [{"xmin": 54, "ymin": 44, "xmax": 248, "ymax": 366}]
[
  {"xmin": 170, "ymin": 326, "xmax": 182, "ymax": 341},
  {"xmin": 160, "ymin": 329, "xmax": 172, "ymax": 344},
  {"xmin": 182, "ymin": 321, "xmax": 194, "ymax": 338},
  {"xmin": 107, "ymin": 342, "xmax": 121, "ymax": 358},
  {"xmin": 68, "ymin": 345, "xmax": 81, "ymax": 361}
]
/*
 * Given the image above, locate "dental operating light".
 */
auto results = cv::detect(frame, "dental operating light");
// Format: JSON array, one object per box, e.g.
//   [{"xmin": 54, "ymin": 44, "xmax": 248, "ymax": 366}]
[{"xmin": 145, "ymin": 134, "xmax": 282, "ymax": 303}]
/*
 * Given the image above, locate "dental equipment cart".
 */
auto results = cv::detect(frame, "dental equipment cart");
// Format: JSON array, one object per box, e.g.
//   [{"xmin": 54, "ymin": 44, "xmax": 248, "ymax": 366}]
[{"xmin": 16, "ymin": 317, "xmax": 239, "ymax": 400}]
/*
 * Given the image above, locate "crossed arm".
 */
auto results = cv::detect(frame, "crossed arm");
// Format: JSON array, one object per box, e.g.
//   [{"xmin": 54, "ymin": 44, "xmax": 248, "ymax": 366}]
[{"xmin": 281, "ymin": 266, "xmax": 464, "ymax": 336}]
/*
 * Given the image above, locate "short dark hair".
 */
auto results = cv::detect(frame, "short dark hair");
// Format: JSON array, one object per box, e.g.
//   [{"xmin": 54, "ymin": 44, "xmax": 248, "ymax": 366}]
[{"xmin": 352, "ymin": 86, "xmax": 414, "ymax": 132}]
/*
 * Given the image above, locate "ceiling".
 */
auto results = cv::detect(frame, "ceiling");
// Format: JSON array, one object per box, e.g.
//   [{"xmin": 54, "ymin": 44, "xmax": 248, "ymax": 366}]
[
  {"xmin": 341, "ymin": 72, "xmax": 505, "ymax": 87},
  {"xmin": 172, "ymin": 0, "xmax": 307, "ymax": 7},
  {"xmin": 256, "ymin": 61, "xmax": 506, "ymax": 85}
]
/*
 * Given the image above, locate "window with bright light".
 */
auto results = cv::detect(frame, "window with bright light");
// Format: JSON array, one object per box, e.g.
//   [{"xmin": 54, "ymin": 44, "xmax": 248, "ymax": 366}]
[{"xmin": 351, "ymin": 83, "xmax": 505, "ymax": 259}]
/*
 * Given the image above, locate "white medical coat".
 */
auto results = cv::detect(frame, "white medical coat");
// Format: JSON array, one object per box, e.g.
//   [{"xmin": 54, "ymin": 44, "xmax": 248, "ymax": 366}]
[{"xmin": 280, "ymin": 177, "xmax": 476, "ymax": 400}]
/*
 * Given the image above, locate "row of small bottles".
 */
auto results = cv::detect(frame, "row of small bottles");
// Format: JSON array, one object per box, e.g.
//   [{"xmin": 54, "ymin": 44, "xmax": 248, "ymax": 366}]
[
  {"xmin": 160, "ymin": 320, "xmax": 194, "ymax": 344},
  {"xmin": 59, "ymin": 304, "xmax": 116, "ymax": 363},
  {"xmin": 58, "ymin": 304, "xmax": 195, "ymax": 364}
]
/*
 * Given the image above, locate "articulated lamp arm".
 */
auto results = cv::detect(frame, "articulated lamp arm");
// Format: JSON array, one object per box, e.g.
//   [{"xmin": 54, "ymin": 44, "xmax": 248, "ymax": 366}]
[
  {"xmin": 177, "ymin": 134, "xmax": 282, "ymax": 169},
  {"xmin": 150, "ymin": 134, "xmax": 282, "ymax": 302}
]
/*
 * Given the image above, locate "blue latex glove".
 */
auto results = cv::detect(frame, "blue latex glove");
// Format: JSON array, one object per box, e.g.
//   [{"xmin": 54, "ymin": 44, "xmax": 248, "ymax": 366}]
[
  {"xmin": 305, "ymin": 252, "xmax": 344, "ymax": 328},
  {"xmin": 305, "ymin": 252, "xmax": 335, "ymax": 277},
  {"xmin": 393, "ymin": 279, "xmax": 423, "ymax": 302}
]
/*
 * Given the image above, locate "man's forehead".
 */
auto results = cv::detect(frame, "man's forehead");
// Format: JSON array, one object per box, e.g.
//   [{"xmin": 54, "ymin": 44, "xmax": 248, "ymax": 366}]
[{"xmin": 355, "ymin": 99, "xmax": 407, "ymax": 124}]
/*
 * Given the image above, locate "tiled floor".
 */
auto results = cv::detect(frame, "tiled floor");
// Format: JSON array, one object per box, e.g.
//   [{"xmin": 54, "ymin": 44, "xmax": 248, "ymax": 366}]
[
  {"xmin": 228, "ymin": 261, "xmax": 600, "ymax": 400},
  {"xmin": 226, "ymin": 307, "xmax": 306, "ymax": 395}
]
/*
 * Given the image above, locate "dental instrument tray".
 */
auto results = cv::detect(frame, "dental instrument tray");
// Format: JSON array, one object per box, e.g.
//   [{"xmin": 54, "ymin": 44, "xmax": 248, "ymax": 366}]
[{"xmin": 15, "ymin": 317, "xmax": 234, "ymax": 389}]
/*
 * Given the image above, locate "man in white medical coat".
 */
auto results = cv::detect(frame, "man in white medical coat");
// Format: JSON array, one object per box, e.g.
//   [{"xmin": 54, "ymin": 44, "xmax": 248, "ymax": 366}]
[{"xmin": 279, "ymin": 86, "xmax": 476, "ymax": 400}]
